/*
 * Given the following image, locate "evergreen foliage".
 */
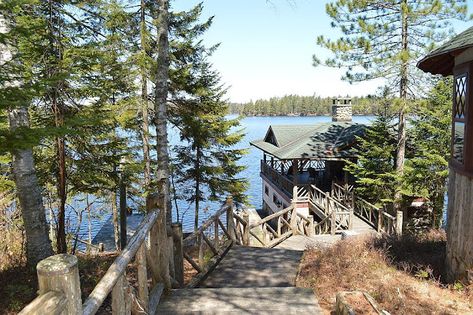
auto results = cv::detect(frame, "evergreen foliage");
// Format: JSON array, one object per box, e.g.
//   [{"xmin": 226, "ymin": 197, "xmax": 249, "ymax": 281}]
[
  {"xmin": 169, "ymin": 3, "xmax": 248, "ymax": 229},
  {"xmin": 316, "ymin": 0, "xmax": 468, "ymax": 211},
  {"xmin": 229, "ymin": 94, "xmax": 389, "ymax": 116},
  {"xmin": 345, "ymin": 113, "xmax": 398, "ymax": 205},
  {"xmin": 404, "ymin": 78, "xmax": 452, "ymax": 228}
]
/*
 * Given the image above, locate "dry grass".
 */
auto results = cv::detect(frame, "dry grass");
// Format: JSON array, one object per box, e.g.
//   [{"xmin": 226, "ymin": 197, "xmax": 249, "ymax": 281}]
[
  {"xmin": 297, "ymin": 231, "xmax": 473, "ymax": 315},
  {"xmin": 0, "ymin": 213, "xmax": 25, "ymax": 272}
]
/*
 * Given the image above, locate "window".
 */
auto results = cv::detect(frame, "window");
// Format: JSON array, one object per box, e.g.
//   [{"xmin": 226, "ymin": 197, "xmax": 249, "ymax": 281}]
[
  {"xmin": 453, "ymin": 74, "xmax": 467, "ymax": 164},
  {"xmin": 451, "ymin": 62, "xmax": 473, "ymax": 176},
  {"xmin": 264, "ymin": 185, "xmax": 269, "ymax": 196}
]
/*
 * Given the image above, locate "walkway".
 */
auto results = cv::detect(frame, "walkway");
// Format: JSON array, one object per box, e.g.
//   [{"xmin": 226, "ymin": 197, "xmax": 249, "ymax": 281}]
[
  {"xmin": 276, "ymin": 216, "xmax": 375, "ymax": 251},
  {"xmin": 156, "ymin": 246, "xmax": 322, "ymax": 314}
]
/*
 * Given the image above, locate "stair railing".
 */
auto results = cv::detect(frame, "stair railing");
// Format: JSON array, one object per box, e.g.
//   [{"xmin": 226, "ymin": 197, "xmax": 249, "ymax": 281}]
[
  {"xmin": 19, "ymin": 207, "xmax": 175, "ymax": 315},
  {"xmin": 182, "ymin": 197, "xmax": 239, "ymax": 288}
]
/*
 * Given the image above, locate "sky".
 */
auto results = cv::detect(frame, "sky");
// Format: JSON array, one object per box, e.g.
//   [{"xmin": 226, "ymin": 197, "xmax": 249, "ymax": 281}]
[{"xmin": 173, "ymin": 0, "xmax": 472, "ymax": 103}]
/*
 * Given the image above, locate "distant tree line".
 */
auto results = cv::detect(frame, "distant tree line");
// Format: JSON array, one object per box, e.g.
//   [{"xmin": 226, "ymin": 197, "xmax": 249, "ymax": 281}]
[{"xmin": 229, "ymin": 95, "xmax": 387, "ymax": 116}]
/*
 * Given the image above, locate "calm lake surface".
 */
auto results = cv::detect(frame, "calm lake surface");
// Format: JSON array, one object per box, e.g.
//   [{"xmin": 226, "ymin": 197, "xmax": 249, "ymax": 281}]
[{"xmin": 70, "ymin": 115, "xmax": 374, "ymax": 243}]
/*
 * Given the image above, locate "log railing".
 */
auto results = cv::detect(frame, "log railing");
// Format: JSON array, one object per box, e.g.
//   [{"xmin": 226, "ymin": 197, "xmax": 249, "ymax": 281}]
[
  {"xmin": 182, "ymin": 198, "xmax": 238, "ymax": 288},
  {"xmin": 19, "ymin": 196, "xmax": 245, "ymax": 315},
  {"xmin": 247, "ymin": 205, "xmax": 295, "ymax": 248},
  {"xmin": 308, "ymin": 184, "xmax": 353, "ymax": 234},
  {"xmin": 19, "ymin": 208, "xmax": 174, "ymax": 315},
  {"xmin": 331, "ymin": 183, "xmax": 402, "ymax": 235},
  {"xmin": 313, "ymin": 215, "xmax": 331, "ymax": 235}
]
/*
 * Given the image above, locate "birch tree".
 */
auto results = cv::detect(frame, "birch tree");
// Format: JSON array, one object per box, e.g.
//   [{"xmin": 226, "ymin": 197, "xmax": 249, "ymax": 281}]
[{"xmin": 0, "ymin": 5, "xmax": 54, "ymax": 265}]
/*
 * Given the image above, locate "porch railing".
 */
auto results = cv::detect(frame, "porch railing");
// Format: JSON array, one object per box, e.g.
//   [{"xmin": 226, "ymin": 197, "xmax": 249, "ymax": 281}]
[{"xmin": 261, "ymin": 160, "xmax": 294, "ymax": 197}]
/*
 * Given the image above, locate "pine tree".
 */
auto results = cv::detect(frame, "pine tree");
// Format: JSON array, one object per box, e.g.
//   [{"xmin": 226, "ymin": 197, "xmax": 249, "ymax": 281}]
[
  {"xmin": 404, "ymin": 78, "xmax": 451, "ymax": 228},
  {"xmin": 345, "ymin": 112, "xmax": 398, "ymax": 205},
  {"xmin": 169, "ymin": 3, "xmax": 248, "ymax": 231},
  {"xmin": 315, "ymin": 0, "xmax": 468, "ymax": 211}
]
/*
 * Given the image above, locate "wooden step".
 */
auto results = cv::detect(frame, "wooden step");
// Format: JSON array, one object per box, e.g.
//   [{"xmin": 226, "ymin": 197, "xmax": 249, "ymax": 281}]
[
  {"xmin": 199, "ymin": 246, "xmax": 303, "ymax": 288},
  {"xmin": 156, "ymin": 287, "xmax": 323, "ymax": 314}
]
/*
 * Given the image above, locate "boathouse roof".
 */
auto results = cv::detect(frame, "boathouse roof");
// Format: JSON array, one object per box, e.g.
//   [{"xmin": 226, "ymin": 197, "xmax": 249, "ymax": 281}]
[
  {"xmin": 417, "ymin": 26, "xmax": 473, "ymax": 76},
  {"xmin": 250, "ymin": 122, "xmax": 365, "ymax": 160}
]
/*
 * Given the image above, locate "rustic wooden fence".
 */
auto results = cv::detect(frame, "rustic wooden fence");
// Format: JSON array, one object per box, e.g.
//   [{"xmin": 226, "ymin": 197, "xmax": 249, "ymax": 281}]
[
  {"xmin": 245, "ymin": 205, "xmax": 296, "ymax": 248},
  {"xmin": 182, "ymin": 197, "xmax": 242, "ymax": 288},
  {"xmin": 18, "ymin": 196, "xmax": 241, "ymax": 315},
  {"xmin": 331, "ymin": 182, "xmax": 402, "ymax": 235},
  {"xmin": 308, "ymin": 185, "xmax": 353, "ymax": 234}
]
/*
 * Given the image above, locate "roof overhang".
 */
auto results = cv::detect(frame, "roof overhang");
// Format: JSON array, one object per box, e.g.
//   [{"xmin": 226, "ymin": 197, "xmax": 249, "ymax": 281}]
[
  {"xmin": 417, "ymin": 26, "xmax": 473, "ymax": 76},
  {"xmin": 417, "ymin": 47, "xmax": 469, "ymax": 76}
]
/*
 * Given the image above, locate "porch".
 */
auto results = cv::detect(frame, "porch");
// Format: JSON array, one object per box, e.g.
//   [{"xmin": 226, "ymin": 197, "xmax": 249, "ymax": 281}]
[{"xmin": 260, "ymin": 158, "xmax": 351, "ymax": 199}]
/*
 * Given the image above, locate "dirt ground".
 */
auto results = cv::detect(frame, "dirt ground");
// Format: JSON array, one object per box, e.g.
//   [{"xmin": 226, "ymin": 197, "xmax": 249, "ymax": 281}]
[{"xmin": 296, "ymin": 230, "xmax": 473, "ymax": 315}]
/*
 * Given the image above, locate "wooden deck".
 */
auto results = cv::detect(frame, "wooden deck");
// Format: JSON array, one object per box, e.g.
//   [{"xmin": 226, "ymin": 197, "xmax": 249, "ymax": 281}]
[{"xmin": 156, "ymin": 245, "xmax": 322, "ymax": 314}]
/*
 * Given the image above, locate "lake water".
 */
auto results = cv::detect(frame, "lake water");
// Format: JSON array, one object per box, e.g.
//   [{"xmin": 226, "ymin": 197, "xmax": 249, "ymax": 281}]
[{"xmin": 68, "ymin": 115, "xmax": 374, "ymax": 243}]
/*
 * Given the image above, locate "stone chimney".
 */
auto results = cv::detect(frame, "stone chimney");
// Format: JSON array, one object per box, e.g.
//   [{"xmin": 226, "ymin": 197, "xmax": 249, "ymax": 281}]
[{"xmin": 332, "ymin": 97, "xmax": 352, "ymax": 122}]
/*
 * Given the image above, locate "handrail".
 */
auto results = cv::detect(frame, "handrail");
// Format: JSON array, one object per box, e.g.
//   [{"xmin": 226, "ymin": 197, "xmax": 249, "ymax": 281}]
[
  {"xmin": 182, "ymin": 201, "xmax": 238, "ymax": 288},
  {"xmin": 83, "ymin": 210, "xmax": 159, "ymax": 315},
  {"xmin": 296, "ymin": 212, "xmax": 310, "ymax": 223},
  {"xmin": 20, "ymin": 208, "xmax": 169, "ymax": 315},
  {"xmin": 20, "ymin": 196, "xmax": 248, "ymax": 315},
  {"xmin": 183, "ymin": 205, "xmax": 230, "ymax": 245},
  {"xmin": 249, "ymin": 205, "xmax": 293, "ymax": 228},
  {"xmin": 381, "ymin": 211, "xmax": 395, "ymax": 220},
  {"xmin": 19, "ymin": 291, "xmax": 67, "ymax": 315}
]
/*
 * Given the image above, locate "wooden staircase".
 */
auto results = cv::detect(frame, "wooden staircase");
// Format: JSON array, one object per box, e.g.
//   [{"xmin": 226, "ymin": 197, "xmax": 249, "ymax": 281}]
[{"xmin": 156, "ymin": 246, "xmax": 322, "ymax": 314}]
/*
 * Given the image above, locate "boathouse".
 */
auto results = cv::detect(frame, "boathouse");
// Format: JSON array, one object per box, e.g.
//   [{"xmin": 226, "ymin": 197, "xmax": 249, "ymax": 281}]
[
  {"xmin": 250, "ymin": 98, "xmax": 365, "ymax": 215},
  {"xmin": 418, "ymin": 26, "xmax": 473, "ymax": 283}
]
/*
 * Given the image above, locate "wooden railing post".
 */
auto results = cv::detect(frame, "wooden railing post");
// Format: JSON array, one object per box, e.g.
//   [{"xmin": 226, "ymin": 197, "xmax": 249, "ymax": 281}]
[
  {"xmin": 112, "ymin": 274, "xmax": 131, "ymax": 314},
  {"xmin": 328, "ymin": 198, "xmax": 336, "ymax": 235},
  {"xmin": 136, "ymin": 244, "xmax": 149, "ymax": 312},
  {"xmin": 377, "ymin": 209, "xmax": 383, "ymax": 232},
  {"xmin": 396, "ymin": 210, "xmax": 403, "ymax": 236},
  {"xmin": 348, "ymin": 207, "xmax": 354, "ymax": 230},
  {"xmin": 214, "ymin": 218, "xmax": 219, "ymax": 249},
  {"xmin": 36, "ymin": 254, "xmax": 82, "ymax": 314},
  {"xmin": 172, "ymin": 223, "xmax": 184, "ymax": 287},
  {"xmin": 307, "ymin": 215, "xmax": 315, "ymax": 236},
  {"xmin": 243, "ymin": 211, "xmax": 250, "ymax": 246},
  {"xmin": 291, "ymin": 186, "xmax": 298, "ymax": 233},
  {"xmin": 198, "ymin": 233, "xmax": 204, "ymax": 269},
  {"xmin": 226, "ymin": 196, "xmax": 236, "ymax": 242}
]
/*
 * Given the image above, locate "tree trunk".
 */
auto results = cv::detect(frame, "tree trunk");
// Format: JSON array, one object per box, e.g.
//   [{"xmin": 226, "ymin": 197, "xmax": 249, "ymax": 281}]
[
  {"xmin": 140, "ymin": 0, "xmax": 151, "ymax": 191},
  {"xmin": 119, "ymin": 174, "xmax": 127, "ymax": 249},
  {"xmin": 149, "ymin": 0, "xmax": 172, "ymax": 289},
  {"xmin": 154, "ymin": 0, "xmax": 172, "ymax": 224},
  {"xmin": 194, "ymin": 146, "xmax": 201, "ymax": 232},
  {"xmin": 111, "ymin": 191, "xmax": 120, "ymax": 250},
  {"xmin": 53, "ymin": 93, "xmax": 68, "ymax": 253},
  {"xmin": 394, "ymin": 0, "xmax": 408, "ymax": 213},
  {"xmin": 8, "ymin": 107, "xmax": 54, "ymax": 266},
  {"xmin": 47, "ymin": 0, "xmax": 67, "ymax": 253}
]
